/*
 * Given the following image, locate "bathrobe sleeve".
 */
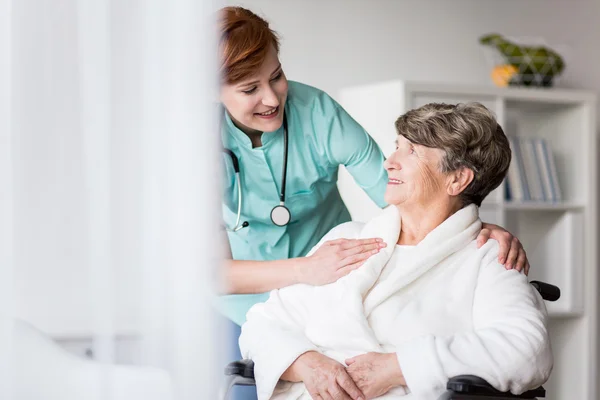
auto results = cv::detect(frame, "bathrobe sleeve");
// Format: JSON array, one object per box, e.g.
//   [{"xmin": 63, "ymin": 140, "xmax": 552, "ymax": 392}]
[
  {"xmin": 395, "ymin": 242, "xmax": 553, "ymax": 398},
  {"xmin": 239, "ymin": 222, "xmax": 363, "ymax": 400},
  {"xmin": 239, "ymin": 284, "xmax": 318, "ymax": 400}
]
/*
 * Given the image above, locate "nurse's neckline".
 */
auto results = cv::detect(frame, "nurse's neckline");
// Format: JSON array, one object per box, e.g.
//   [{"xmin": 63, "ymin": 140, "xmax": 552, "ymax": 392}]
[
  {"xmin": 228, "ymin": 113, "xmax": 263, "ymax": 146},
  {"xmin": 225, "ymin": 110, "xmax": 285, "ymax": 149}
]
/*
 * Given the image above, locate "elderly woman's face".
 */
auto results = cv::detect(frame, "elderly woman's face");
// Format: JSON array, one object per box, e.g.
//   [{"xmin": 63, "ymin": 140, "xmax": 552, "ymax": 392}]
[{"xmin": 384, "ymin": 135, "xmax": 448, "ymax": 207}]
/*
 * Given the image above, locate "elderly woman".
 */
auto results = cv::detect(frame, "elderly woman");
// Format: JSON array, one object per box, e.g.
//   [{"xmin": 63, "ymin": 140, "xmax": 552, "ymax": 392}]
[{"xmin": 239, "ymin": 103, "xmax": 553, "ymax": 400}]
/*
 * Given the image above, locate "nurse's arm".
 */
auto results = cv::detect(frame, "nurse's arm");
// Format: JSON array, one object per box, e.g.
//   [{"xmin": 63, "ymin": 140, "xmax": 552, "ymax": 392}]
[
  {"xmin": 223, "ymin": 258, "xmax": 307, "ymax": 294},
  {"xmin": 319, "ymin": 101, "xmax": 388, "ymax": 208},
  {"xmin": 219, "ymin": 229, "xmax": 301, "ymax": 294}
]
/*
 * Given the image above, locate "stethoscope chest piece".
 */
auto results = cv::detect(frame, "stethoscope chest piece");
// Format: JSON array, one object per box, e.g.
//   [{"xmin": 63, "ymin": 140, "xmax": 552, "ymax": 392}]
[
  {"xmin": 271, "ymin": 204, "xmax": 291, "ymax": 227},
  {"xmin": 223, "ymin": 111, "xmax": 292, "ymax": 231}
]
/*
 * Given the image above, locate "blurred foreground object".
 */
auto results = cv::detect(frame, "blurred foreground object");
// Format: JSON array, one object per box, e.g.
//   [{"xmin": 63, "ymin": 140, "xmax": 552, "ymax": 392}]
[
  {"xmin": 480, "ymin": 33, "xmax": 566, "ymax": 87},
  {"xmin": 8, "ymin": 317, "xmax": 174, "ymax": 400}
]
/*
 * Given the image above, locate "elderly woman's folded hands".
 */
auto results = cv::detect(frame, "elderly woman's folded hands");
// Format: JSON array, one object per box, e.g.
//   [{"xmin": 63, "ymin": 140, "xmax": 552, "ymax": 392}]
[
  {"xmin": 282, "ymin": 351, "xmax": 407, "ymax": 400},
  {"xmin": 282, "ymin": 351, "xmax": 366, "ymax": 400},
  {"xmin": 345, "ymin": 353, "xmax": 405, "ymax": 399}
]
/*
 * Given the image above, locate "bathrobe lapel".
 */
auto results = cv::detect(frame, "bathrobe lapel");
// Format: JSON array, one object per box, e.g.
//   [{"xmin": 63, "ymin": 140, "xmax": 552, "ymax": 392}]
[{"xmin": 358, "ymin": 205, "xmax": 481, "ymax": 316}]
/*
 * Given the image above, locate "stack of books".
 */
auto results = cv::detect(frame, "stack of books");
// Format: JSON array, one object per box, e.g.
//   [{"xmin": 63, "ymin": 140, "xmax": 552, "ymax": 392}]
[{"xmin": 506, "ymin": 137, "xmax": 562, "ymax": 202}]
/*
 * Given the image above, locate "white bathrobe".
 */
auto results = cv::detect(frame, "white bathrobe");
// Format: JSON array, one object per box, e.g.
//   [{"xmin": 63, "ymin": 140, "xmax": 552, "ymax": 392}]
[{"xmin": 240, "ymin": 205, "xmax": 553, "ymax": 400}]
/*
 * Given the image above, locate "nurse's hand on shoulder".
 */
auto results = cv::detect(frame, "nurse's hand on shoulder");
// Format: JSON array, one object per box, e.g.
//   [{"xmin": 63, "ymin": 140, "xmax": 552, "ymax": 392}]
[
  {"xmin": 297, "ymin": 238, "xmax": 387, "ymax": 286},
  {"xmin": 478, "ymin": 222, "xmax": 530, "ymax": 275}
]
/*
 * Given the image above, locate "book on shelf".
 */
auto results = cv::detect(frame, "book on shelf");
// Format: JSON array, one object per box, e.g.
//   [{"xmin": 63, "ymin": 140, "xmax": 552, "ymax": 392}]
[{"xmin": 505, "ymin": 137, "xmax": 562, "ymax": 203}]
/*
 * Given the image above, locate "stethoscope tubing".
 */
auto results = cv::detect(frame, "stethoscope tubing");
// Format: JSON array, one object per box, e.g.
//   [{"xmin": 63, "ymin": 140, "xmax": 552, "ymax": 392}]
[{"xmin": 223, "ymin": 112, "xmax": 290, "ymax": 231}]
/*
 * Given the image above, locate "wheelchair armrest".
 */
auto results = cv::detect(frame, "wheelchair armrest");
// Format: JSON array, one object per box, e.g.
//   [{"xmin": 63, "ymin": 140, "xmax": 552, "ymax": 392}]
[
  {"xmin": 224, "ymin": 359, "xmax": 255, "ymax": 379},
  {"xmin": 447, "ymin": 375, "xmax": 545, "ymax": 399},
  {"xmin": 530, "ymin": 281, "xmax": 560, "ymax": 302}
]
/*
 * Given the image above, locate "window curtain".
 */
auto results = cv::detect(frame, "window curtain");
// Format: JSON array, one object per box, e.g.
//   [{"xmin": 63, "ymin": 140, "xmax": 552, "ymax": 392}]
[{"xmin": 1, "ymin": 0, "xmax": 223, "ymax": 398}]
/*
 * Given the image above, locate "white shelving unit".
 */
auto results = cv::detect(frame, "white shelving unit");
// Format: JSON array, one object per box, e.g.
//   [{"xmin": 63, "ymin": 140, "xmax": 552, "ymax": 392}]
[{"xmin": 338, "ymin": 81, "xmax": 597, "ymax": 400}]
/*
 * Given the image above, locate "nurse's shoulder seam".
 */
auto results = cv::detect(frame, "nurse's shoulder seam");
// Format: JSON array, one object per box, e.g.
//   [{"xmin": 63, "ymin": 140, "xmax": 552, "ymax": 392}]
[{"xmin": 287, "ymin": 80, "xmax": 339, "ymax": 113}]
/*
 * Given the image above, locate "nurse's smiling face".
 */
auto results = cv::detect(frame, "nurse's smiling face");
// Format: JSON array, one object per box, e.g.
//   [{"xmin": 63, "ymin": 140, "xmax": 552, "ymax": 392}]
[{"xmin": 220, "ymin": 45, "xmax": 288, "ymax": 136}]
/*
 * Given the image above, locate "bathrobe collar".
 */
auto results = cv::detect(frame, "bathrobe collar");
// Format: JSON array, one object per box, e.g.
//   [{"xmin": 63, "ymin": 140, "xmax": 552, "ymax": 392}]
[{"xmin": 344, "ymin": 204, "xmax": 481, "ymax": 315}]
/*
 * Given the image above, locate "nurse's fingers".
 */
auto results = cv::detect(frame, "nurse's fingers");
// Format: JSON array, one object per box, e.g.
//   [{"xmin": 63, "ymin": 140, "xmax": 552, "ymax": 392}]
[
  {"xmin": 336, "ymin": 260, "xmax": 367, "ymax": 279},
  {"xmin": 514, "ymin": 248, "xmax": 527, "ymax": 273},
  {"xmin": 338, "ymin": 242, "xmax": 386, "ymax": 260},
  {"xmin": 504, "ymin": 237, "xmax": 520, "ymax": 270},
  {"xmin": 330, "ymin": 238, "xmax": 383, "ymax": 250},
  {"xmin": 339, "ymin": 250, "xmax": 378, "ymax": 269},
  {"xmin": 345, "ymin": 238, "xmax": 383, "ymax": 249},
  {"xmin": 476, "ymin": 228, "xmax": 492, "ymax": 248}
]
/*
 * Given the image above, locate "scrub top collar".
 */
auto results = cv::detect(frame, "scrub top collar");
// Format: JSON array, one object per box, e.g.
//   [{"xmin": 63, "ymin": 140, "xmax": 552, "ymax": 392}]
[{"xmin": 223, "ymin": 107, "xmax": 287, "ymax": 149}]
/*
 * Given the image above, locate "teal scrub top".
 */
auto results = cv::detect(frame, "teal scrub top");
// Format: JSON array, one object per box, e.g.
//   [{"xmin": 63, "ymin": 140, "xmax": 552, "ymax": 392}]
[{"xmin": 217, "ymin": 81, "xmax": 388, "ymax": 325}]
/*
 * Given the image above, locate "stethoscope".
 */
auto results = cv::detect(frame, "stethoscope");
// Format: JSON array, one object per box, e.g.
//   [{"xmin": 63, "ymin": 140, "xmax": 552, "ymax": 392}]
[{"xmin": 223, "ymin": 113, "xmax": 291, "ymax": 231}]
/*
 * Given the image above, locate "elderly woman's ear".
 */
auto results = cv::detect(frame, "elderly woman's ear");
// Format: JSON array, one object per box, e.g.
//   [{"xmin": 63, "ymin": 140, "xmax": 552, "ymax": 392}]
[{"xmin": 446, "ymin": 167, "xmax": 474, "ymax": 197}]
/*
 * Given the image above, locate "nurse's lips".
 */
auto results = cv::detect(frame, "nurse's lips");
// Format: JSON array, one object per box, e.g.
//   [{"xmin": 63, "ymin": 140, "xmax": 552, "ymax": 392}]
[
  {"xmin": 388, "ymin": 178, "xmax": 404, "ymax": 185},
  {"xmin": 255, "ymin": 106, "xmax": 279, "ymax": 119}
]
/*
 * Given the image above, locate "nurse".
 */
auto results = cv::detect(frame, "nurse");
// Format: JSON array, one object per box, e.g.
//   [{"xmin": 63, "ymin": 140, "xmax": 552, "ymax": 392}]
[{"xmin": 216, "ymin": 5, "xmax": 530, "ymax": 385}]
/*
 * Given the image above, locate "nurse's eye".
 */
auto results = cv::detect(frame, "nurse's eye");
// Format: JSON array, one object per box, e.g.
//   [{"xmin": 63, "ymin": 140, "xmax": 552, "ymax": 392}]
[
  {"xmin": 242, "ymin": 86, "xmax": 257, "ymax": 95},
  {"xmin": 409, "ymin": 145, "xmax": 416, "ymax": 155},
  {"xmin": 271, "ymin": 72, "xmax": 282, "ymax": 81}
]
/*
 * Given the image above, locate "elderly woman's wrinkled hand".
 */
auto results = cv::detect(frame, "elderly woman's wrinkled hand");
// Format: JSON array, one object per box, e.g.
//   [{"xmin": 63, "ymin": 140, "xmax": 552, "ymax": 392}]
[
  {"xmin": 290, "ymin": 351, "xmax": 365, "ymax": 400},
  {"xmin": 345, "ymin": 353, "xmax": 405, "ymax": 399},
  {"xmin": 477, "ymin": 222, "xmax": 530, "ymax": 275}
]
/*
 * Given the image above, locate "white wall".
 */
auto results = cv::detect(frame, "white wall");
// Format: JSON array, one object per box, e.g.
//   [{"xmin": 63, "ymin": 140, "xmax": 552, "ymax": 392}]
[{"xmin": 224, "ymin": 0, "xmax": 600, "ymax": 126}]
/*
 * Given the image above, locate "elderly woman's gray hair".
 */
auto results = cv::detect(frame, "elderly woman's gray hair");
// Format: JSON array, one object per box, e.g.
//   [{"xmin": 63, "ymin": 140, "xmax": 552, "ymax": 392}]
[{"xmin": 395, "ymin": 102, "xmax": 511, "ymax": 207}]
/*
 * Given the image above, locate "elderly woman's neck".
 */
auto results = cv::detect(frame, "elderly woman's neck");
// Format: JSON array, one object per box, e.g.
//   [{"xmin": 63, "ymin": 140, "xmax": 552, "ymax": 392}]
[{"xmin": 397, "ymin": 201, "xmax": 463, "ymax": 245}]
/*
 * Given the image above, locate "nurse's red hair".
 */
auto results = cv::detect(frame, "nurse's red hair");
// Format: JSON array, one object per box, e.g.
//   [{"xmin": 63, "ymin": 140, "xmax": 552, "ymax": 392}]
[{"xmin": 218, "ymin": 7, "xmax": 280, "ymax": 84}]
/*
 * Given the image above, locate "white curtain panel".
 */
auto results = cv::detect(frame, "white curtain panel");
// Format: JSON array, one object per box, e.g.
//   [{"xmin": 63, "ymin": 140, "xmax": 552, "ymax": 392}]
[
  {"xmin": 139, "ymin": 0, "xmax": 223, "ymax": 397},
  {"xmin": 3, "ymin": 0, "xmax": 223, "ymax": 398},
  {"xmin": 0, "ymin": 0, "xmax": 14, "ymax": 397},
  {"xmin": 76, "ymin": 0, "xmax": 116, "ymax": 398},
  {"xmin": 76, "ymin": 0, "xmax": 116, "ymax": 366}
]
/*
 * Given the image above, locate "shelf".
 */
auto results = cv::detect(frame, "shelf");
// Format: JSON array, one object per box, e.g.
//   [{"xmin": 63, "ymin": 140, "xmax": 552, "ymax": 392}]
[
  {"xmin": 402, "ymin": 81, "xmax": 596, "ymax": 105},
  {"xmin": 504, "ymin": 201, "xmax": 585, "ymax": 211}
]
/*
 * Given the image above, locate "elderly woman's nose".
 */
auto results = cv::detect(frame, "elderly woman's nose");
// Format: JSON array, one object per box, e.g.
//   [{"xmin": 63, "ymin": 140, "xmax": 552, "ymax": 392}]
[
  {"xmin": 384, "ymin": 157, "xmax": 393, "ymax": 170},
  {"xmin": 385, "ymin": 153, "xmax": 401, "ymax": 170}
]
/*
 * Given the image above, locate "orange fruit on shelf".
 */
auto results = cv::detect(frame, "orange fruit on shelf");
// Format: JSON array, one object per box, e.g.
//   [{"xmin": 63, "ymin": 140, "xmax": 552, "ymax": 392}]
[{"xmin": 491, "ymin": 64, "xmax": 518, "ymax": 87}]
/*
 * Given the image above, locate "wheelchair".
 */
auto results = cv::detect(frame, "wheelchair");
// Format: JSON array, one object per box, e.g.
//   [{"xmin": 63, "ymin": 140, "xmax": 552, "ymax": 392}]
[{"xmin": 222, "ymin": 281, "xmax": 560, "ymax": 400}]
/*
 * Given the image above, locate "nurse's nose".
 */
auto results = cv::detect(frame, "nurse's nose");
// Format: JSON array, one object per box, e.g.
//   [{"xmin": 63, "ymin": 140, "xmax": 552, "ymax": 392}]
[{"xmin": 262, "ymin": 86, "xmax": 280, "ymax": 108}]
